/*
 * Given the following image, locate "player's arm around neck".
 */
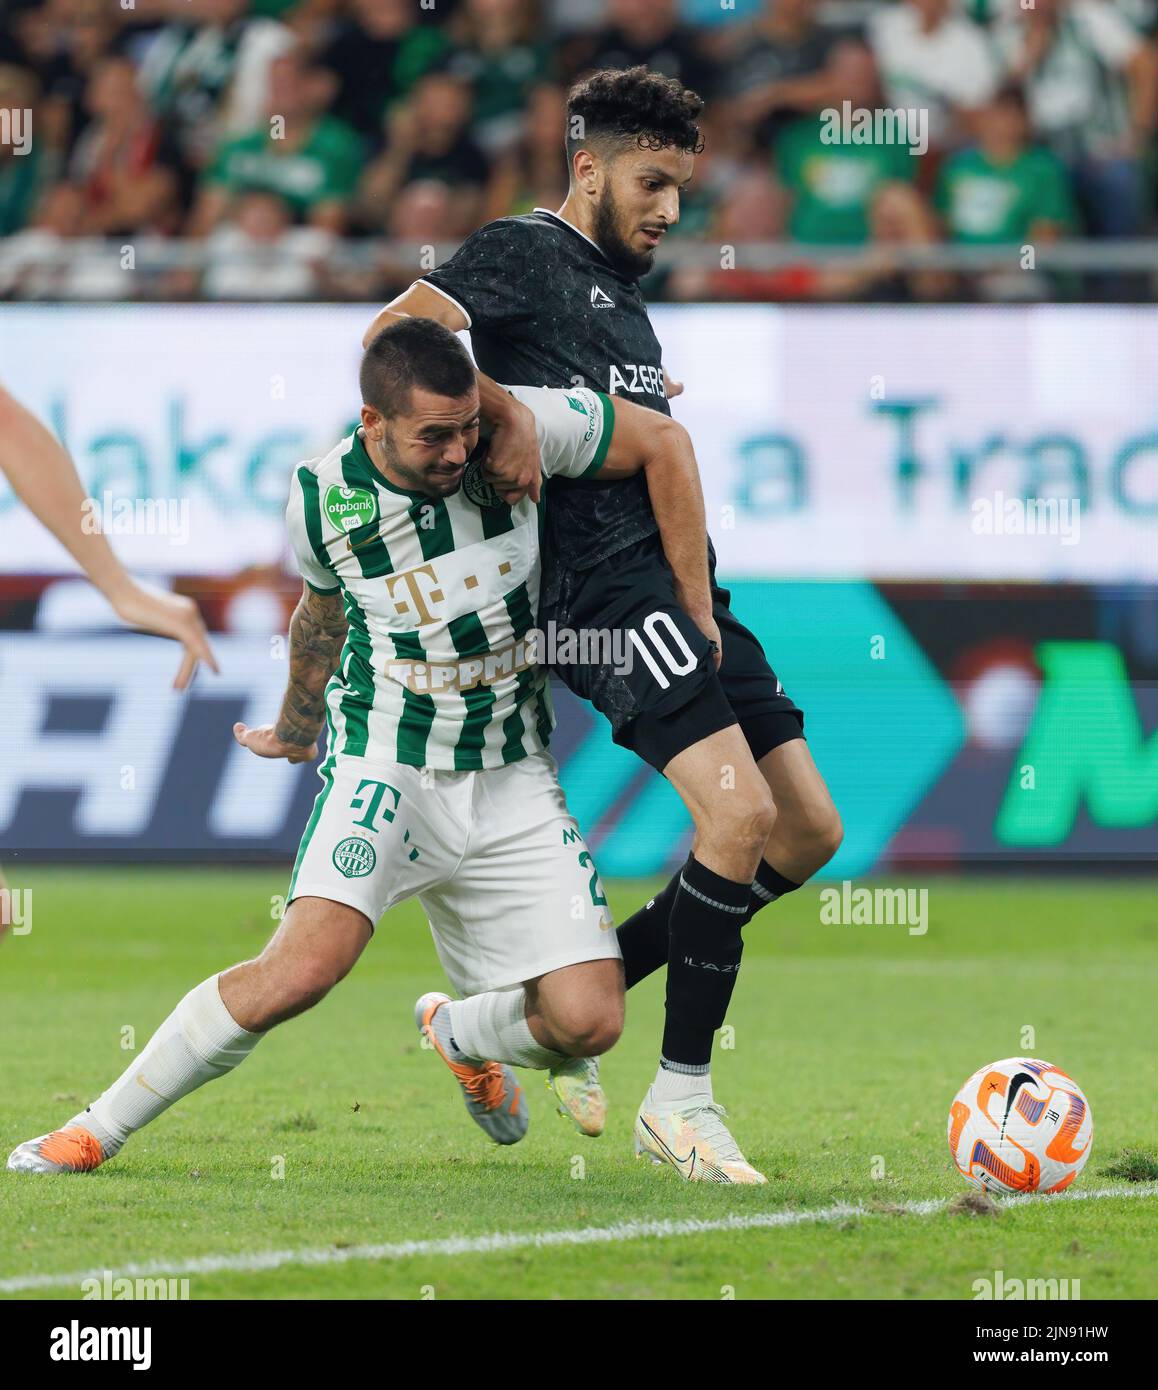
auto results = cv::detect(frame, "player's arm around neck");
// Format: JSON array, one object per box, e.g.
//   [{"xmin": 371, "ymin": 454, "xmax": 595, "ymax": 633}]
[
  {"xmin": 597, "ymin": 401, "xmax": 718, "ymax": 661},
  {"xmin": 234, "ymin": 584, "xmax": 348, "ymax": 764},
  {"xmin": 362, "ymin": 280, "xmax": 471, "ymax": 347},
  {"xmin": 363, "ymin": 282, "xmax": 541, "ymax": 504}
]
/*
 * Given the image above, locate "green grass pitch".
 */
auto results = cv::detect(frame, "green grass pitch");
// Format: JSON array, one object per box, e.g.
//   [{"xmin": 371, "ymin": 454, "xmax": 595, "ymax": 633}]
[{"xmin": 1, "ymin": 869, "xmax": 1156, "ymax": 1300}]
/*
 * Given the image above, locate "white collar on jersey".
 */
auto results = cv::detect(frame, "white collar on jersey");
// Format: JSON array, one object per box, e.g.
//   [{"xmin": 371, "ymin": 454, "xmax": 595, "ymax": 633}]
[{"xmin": 532, "ymin": 207, "xmax": 610, "ymax": 262}]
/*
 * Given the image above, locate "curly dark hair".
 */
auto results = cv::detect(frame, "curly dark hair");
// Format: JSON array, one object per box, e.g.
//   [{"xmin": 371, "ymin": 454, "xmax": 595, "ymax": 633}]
[{"xmin": 565, "ymin": 66, "xmax": 705, "ymax": 161}]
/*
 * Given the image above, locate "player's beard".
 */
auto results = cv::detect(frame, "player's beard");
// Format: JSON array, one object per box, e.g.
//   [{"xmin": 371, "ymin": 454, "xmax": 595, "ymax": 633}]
[
  {"xmin": 379, "ymin": 430, "xmax": 463, "ymax": 498},
  {"xmin": 592, "ymin": 184, "xmax": 656, "ymax": 280}
]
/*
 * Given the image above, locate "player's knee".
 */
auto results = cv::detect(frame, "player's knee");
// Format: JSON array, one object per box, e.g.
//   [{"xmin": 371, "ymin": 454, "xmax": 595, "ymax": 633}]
[
  {"xmin": 819, "ymin": 806, "xmax": 844, "ymax": 864},
  {"xmin": 702, "ymin": 786, "xmax": 777, "ymax": 858},
  {"xmin": 790, "ymin": 803, "xmax": 844, "ymax": 875},
  {"xmin": 551, "ymin": 1003, "xmax": 624, "ymax": 1057}
]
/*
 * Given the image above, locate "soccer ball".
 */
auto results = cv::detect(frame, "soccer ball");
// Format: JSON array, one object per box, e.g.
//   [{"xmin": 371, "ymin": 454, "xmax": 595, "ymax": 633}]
[{"xmin": 947, "ymin": 1058, "xmax": 1093, "ymax": 1195}]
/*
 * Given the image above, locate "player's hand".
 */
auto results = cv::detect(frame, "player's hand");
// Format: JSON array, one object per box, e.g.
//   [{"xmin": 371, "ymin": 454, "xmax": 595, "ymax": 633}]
[
  {"xmin": 688, "ymin": 609, "xmax": 722, "ymax": 670},
  {"xmin": 483, "ymin": 397, "xmax": 542, "ymax": 505},
  {"xmin": 664, "ymin": 368, "xmax": 683, "ymax": 399},
  {"xmin": 110, "ymin": 581, "xmax": 219, "ymax": 690},
  {"xmin": 233, "ymin": 722, "xmax": 318, "ymax": 764}
]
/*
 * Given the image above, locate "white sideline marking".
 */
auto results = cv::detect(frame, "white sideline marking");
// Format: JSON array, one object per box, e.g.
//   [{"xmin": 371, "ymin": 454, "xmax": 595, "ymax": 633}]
[{"xmin": 1, "ymin": 1181, "xmax": 1155, "ymax": 1294}]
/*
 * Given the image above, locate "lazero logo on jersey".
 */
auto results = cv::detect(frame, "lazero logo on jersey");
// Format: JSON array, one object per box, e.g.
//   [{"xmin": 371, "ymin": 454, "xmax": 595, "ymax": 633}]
[
  {"xmin": 324, "ymin": 485, "xmax": 378, "ymax": 534},
  {"xmin": 608, "ymin": 364, "xmax": 665, "ymax": 397},
  {"xmin": 589, "ymin": 284, "xmax": 615, "ymax": 309},
  {"xmin": 332, "ymin": 837, "xmax": 376, "ymax": 878}
]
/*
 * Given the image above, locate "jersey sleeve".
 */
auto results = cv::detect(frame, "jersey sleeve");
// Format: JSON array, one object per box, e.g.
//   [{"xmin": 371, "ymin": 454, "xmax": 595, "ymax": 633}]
[
  {"xmin": 286, "ymin": 465, "xmax": 341, "ymax": 594},
  {"xmin": 505, "ymin": 385, "xmax": 616, "ymax": 481},
  {"xmin": 419, "ymin": 218, "xmax": 537, "ymax": 330}
]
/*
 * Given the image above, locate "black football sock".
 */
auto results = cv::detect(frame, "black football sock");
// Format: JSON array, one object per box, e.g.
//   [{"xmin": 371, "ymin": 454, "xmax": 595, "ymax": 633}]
[
  {"xmin": 661, "ymin": 855, "xmax": 751, "ymax": 1069},
  {"xmin": 616, "ymin": 856, "xmax": 689, "ymax": 990},
  {"xmin": 748, "ymin": 859, "xmax": 802, "ymax": 920},
  {"xmin": 618, "ymin": 858, "xmax": 804, "ymax": 993}
]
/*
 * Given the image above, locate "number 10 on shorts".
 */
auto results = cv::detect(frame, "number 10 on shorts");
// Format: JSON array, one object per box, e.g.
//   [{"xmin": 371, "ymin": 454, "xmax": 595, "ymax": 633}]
[{"xmin": 626, "ymin": 612, "xmax": 698, "ymax": 690}]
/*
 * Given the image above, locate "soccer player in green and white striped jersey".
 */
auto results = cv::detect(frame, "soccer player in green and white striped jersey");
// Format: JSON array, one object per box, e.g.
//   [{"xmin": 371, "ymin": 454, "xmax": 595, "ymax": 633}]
[
  {"xmin": 281, "ymin": 363, "xmax": 609, "ymax": 775},
  {"xmin": 7, "ymin": 318, "xmax": 713, "ymax": 1172}
]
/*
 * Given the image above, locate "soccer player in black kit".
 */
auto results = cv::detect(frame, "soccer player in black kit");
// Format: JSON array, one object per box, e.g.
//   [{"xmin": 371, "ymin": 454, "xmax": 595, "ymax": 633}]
[{"xmin": 364, "ymin": 67, "xmax": 842, "ymax": 1183}]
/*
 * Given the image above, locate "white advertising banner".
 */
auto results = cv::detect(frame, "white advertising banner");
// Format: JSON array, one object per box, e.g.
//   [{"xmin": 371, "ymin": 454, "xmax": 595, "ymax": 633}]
[{"xmin": 1, "ymin": 303, "xmax": 1155, "ymax": 581}]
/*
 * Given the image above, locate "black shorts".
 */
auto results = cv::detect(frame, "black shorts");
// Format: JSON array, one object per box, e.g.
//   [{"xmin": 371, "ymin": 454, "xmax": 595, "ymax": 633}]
[{"xmin": 545, "ymin": 534, "xmax": 805, "ymax": 773}]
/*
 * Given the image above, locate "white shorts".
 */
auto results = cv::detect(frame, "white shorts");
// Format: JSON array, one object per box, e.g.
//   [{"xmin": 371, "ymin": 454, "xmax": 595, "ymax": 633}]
[{"xmin": 287, "ymin": 748, "xmax": 619, "ymax": 996}]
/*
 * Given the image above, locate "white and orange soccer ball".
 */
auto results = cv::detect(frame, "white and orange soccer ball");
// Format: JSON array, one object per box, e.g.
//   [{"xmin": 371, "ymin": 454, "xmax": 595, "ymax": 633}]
[{"xmin": 947, "ymin": 1058, "xmax": 1093, "ymax": 1195}]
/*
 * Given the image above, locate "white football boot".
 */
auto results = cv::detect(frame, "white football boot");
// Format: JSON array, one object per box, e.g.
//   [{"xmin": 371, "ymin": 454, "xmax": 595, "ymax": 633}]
[
  {"xmin": 634, "ymin": 1088, "xmax": 767, "ymax": 1184},
  {"xmin": 547, "ymin": 1056, "xmax": 606, "ymax": 1137},
  {"xmin": 415, "ymin": 992, "xmax": 528, "ymax": 1145},
  {"xmin": 7, "ymin": 1125, "xmax": 114, "ymax": 1174}
]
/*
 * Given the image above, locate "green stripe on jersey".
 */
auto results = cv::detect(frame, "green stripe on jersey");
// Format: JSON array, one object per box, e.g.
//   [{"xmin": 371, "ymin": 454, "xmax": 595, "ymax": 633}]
[
  {"xmin": 297, "ymin": 468, "xmax": 336, "ymax": 579},
  {"xmin": 391, "ymin": 630, "xmax": 437, "ymax": 765},
  {"xmin": 447, "ymin": 611, "xmax": 496, "ymax": 771},
  {"xmin": 499, "ymin": 581, "xmax": 540, "ymax": 765},
  {"xmin": 581, "ymin": 392, "xmax": 616, "ymax": 476},
  {"xmin": 340, "ymin": 453, "xmax": 394, "ymax": 580},
  {"xmin": 481, "ymin": 499, "xmax": 515, "ymax": 539},
  {"xmin": 337, "ymin": 592, "xmax": 376, "ymax": 757},
  {"xmin": 409, "ymin": 495, "xmax": 456, "ymax": 560}
]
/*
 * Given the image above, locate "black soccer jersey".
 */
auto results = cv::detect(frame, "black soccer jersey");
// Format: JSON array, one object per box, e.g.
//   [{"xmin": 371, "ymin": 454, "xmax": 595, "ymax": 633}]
[{"xmin": 421, "ymin": 208, "xmax": 669, "ymax": 578}]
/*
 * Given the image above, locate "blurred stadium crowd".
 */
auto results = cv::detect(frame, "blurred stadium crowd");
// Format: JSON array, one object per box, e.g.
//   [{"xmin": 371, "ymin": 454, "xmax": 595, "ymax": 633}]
[{"xmin": 1, "ymin": 0, "xmax": 1157, "ymax": 301}]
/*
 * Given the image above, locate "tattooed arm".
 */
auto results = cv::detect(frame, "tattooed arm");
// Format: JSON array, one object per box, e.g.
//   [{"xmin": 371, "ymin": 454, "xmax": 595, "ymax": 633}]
[{"xmin": 233, "ymin": 584, "xmax": 348, "ymax": 763}]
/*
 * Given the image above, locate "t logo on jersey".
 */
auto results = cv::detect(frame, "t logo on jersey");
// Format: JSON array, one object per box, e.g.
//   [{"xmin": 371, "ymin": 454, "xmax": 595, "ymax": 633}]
[
  {"xmin": 608, "ymin": 364, "xmax": 666, "ymax": 397},
  {"xmin": 590, "ymin": 284, "xmax": 615, "ymax": 309},
  {"xmin": 350, "ymin": 778, "xmax": 402, "ymax": 832},
  {"xmin": 385, "ymin": 564, "xmax": 444, "ymax": 625},
  {"xmin": 325, "ymin": 484, "xmax": 378, "ymax": 534}
]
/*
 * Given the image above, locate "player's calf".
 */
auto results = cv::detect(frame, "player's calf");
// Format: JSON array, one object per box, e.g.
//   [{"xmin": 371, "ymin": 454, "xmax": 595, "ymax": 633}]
[
  {"xmin": 524, "ymin": 959, "xmax": 624, "ymax": 1057},
  {"xmin": 7, "ymin": 897, "xmax": 373, "ymax": 1175},
  {"xmin": 756, "ymin": 739, "xmax": 844, "ymax": 886}
]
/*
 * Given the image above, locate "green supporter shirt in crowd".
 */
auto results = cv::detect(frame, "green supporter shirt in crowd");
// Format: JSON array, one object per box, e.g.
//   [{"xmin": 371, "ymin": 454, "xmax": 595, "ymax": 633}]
[
  {"xmin": 0, "ymin": 144, "xmax": 42, "ymax": 237},
  {"xmin": 935, "ymin": 146, "xmax": 1076, "ymax": 243},
  {"xmin": 776, "ymin": 119, "xmax": 915, "ymax": 244},
  {"xmin": 206, "ymin": 115, "xmax": 363, "ymax": 216},
  {"xmin": 454, "ymin": 42, "xmax": 554, "ymax": 127}
]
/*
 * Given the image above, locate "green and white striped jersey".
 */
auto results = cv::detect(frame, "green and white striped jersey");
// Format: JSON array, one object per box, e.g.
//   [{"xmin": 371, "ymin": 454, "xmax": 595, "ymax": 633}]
[{"xmin": 286, "ymin": 384, "xmax": 615, "ymax": 770}]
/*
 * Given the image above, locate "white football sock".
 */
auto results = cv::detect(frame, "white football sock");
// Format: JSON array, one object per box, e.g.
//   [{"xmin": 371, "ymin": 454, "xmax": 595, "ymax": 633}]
[
  {"xmin": 447, "ymin": 988, "xmax": 568, "ymax": 1070},
  {"xmin": 69, "ymin": 975, "xmax": 260, "ymax": 1152},
  {"xmin": 652, "ymin": 1061, "xmax": 713, "ymax": 1104}
]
